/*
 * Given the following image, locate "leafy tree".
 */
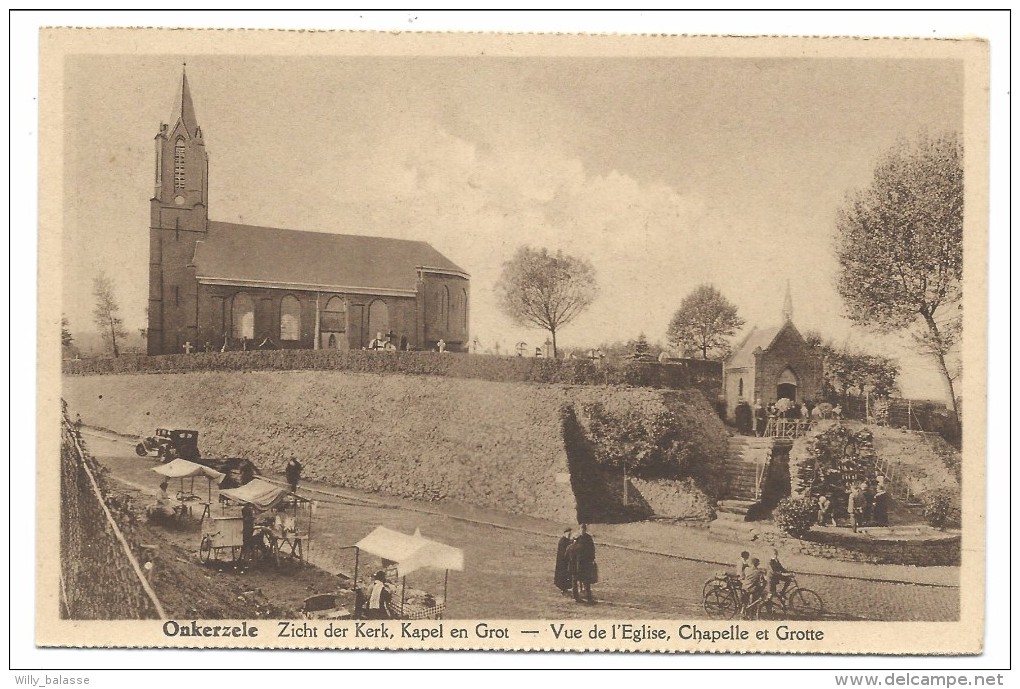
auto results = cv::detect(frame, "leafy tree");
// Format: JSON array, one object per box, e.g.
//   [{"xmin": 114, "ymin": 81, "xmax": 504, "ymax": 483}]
[
  {"xmin": 61, "ymin": 316, "xmax": 74, "ymax": 349},
  {"xmin": 802, "ymin": 328, "xmax": 825, "ymax": 350},
  {"xmin": 835, "ymin": 133, "xmax": 962, "ymax": 424},
  {"xmin": 666, "ymin": 284, "xmax": 745, "ymax": 360},
  {"xmin": 495, "ymin": 246, "xmax": 598, "ymax": 359},
  {"xmin": 803, "ymin": 330, "xmax": 900, "ymax": 401},
  {"xmin": 629, "ymin": 332, "xmax": 654, "ymax": 361},
  {"xmin": 92, "ymin": 272, "xmax": 128, "ymax": 357}
]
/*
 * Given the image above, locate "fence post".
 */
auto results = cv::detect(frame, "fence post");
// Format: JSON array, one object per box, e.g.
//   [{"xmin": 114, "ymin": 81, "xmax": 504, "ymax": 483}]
[{"xmin": 907, "ymin": 399, "xmax": 912, "ymax": 430}]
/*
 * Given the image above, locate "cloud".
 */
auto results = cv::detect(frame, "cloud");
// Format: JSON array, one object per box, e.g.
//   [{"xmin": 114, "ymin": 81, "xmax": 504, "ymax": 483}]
[{"xmin": 327, "ymin": 123, "xmax": 713, "ymax": 351}]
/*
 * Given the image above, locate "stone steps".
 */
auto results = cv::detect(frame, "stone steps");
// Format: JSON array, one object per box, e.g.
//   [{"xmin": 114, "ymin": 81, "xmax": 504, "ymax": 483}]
[{"xmin": 716, "ymin": 499, "xmax": 756, "ymax": 516}]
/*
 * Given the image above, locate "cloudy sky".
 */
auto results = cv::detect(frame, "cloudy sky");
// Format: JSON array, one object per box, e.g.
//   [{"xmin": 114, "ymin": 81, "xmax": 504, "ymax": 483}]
[{"xmin": 62, "ymin": 54, "xmax": 962, "ymax": 399}]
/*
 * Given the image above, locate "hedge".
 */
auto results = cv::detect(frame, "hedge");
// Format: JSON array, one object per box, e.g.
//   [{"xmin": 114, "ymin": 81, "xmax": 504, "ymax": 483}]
[{"xmin": 63, "ymin": 350, "xmax": 722, "ymax": 394}]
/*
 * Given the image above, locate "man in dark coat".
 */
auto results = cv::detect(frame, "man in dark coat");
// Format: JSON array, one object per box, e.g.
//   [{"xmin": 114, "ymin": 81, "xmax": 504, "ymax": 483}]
[
  {"xmin": 241, "ymin": 503, "xmax": 257, "ymax": 559},
  {"xmin": 554, "ymin": 529, "xmax": 572, "ymax": 593},
  {"xmin": 364, "ymin": 570, "xmax": 392, "ymax": 619},
  {"xmin": 285, "ymin": 456, "xmax": 303, "ymax": 493},
  {"xmin": 572, "ymin": 524, "xmax": 597, "ymax": 603},
  {"xmin": 872, "ymin": 476, "xmax": 890, "ymax": 526}
]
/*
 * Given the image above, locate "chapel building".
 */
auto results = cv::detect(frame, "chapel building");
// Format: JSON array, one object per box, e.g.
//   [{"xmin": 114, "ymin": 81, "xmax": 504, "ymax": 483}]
[
  {"xmin": 147, "ymin": 70, "xmax": 469, "ymax": 356},
  {"xmin": 721, "ymin": 286, "xmax": 823, "ymax": 421}
]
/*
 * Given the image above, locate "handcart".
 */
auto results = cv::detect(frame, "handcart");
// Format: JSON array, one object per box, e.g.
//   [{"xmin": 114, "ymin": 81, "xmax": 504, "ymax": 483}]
[
  {"xmin": 199, "ymin": 515, "xmax": 245, "ymax": 563},
  {"xmin": 212, "ymin": 478, "xmax": 314, "ymax": 567}
]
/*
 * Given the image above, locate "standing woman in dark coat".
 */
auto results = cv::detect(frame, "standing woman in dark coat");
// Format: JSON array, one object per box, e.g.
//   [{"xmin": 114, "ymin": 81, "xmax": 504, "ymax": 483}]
[
  {"xmin": 572, "ymin": 524, "xmax": 597, "ymax": 603},
  {"xmin": 554, "ymin": 528, "xmax": 573, "ymax": 593}
]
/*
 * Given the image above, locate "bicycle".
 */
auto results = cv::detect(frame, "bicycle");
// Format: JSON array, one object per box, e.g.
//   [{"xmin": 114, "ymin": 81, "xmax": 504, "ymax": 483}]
[
  {"xmin": 703, "ymin": 573, "xmax": 779, "ymax": 620},
  {"xmin": 774, "ymin": 574, "xmax": 824, "ymax": 620},
  {"xmin": 703, "ymin": 572, "xmax": 823, "ymax": 620}
]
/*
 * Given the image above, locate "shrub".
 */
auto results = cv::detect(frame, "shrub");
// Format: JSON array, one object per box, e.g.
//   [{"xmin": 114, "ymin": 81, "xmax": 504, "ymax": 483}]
[
  {"xmin": 773, "ymin": 497, "xmax": 817, "ymax": 538},
  {"xmin": 62, "ymin": 350, "xmax": 722, "ymax": 395},
  {"xmin": 921, "ymin": 490, "xmax": 960, "ymax": 529}
]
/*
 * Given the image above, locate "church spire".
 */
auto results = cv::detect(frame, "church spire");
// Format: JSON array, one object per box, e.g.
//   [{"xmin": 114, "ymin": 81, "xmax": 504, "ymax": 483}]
[
  {"xmin": 170, "ymin": 64, "xmax": 200, "ymax": 137},
  {"xmin": 782, "ymin": 279, "xmax": 793, "ymax": 323}
]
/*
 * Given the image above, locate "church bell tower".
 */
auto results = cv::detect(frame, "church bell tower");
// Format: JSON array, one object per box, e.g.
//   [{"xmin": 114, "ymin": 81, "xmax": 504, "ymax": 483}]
[{"xmin": 148, "ymin": 66, "xmax": 209, "ymax": 355}]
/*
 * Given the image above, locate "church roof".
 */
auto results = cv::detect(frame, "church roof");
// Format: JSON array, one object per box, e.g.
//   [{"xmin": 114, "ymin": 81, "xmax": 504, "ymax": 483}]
[
  {"xmin": 193, "ymin": 221, "xmax": 467, "ymax": 295},
  {"xmin": 726, "ymin": 325, "xmax": 783, "ymax": 369}
]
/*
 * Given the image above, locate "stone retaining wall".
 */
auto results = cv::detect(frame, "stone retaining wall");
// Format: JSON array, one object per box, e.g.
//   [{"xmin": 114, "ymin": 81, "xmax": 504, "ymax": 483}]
[{"xmin": 760, "ymin": 528, "xmax": 960, "ymax": 567}]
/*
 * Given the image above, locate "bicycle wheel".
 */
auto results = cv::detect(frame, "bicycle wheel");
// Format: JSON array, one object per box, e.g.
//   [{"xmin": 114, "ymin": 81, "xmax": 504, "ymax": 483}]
[
  {"xmin": 703, "ymin": 589, "xmax": 737, "ymax": 619},
  {"xmin": 756, "ymin": 596, "xmax": 784, "ymax": 621},
  {"xmin": 786, "ymin": 588, "xmax": 824, "ymax": 620},
  {"xmin": 702, "ymin": 578, "xmax": 726, "ymax": 601},
  {"xmin": 199, "ymin": 536, "xmax": 212, "ymax": 563}
]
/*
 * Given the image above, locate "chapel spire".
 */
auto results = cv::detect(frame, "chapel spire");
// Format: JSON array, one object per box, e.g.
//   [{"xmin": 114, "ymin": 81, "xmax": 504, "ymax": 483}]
[{"xmin": 782, "ymin": 279, "xmax": 793, "ymax": 323}]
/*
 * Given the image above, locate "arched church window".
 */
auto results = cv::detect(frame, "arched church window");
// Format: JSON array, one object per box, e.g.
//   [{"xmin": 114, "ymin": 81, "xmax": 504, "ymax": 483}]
[
  {"xmin": 231, "ymin": 292, "xmax": 254, "ymax": 340},
  {"xmin": 368, "ymin": 299, "xmax": 389, "ymax": 340},
  {"xmin": 461, "ymin": 288, "xmax": 468, "ymax": 334},
  {"xmin": 174, "ymin": 138, "xmax": 186, "ymax": 190},
  {"xmin": 280, "ymin": 295, "xmax": 301, "ymax": 341},
  {"xmin": 441, "ymin": 286, "xmax": 451, "ymax": 330},
  {"xmin": 322, "ymin": 296, "xmax": 346, "ymax": 332}
]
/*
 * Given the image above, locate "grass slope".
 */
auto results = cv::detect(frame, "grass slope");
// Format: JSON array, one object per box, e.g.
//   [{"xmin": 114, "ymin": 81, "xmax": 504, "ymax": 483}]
[{"xmin": 63, "ymin": 372, "xmax": 730, "ymax": 524}]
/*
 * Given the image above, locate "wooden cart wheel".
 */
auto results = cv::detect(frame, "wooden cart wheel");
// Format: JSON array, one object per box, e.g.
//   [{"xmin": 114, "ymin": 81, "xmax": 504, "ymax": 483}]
[
  {"xmin": 199, "ymin": 536, "xmax": 212, "ymax": 563},
  {"xmin": 135, "ymin": 443, "xmax": 148, "ymax": 457}
]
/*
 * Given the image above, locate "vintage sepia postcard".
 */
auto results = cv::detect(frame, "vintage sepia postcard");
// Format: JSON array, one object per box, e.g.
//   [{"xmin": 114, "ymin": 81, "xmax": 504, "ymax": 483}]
[{"xmin": 36, "ymin": 27, "xmax": 989, "ymax": 655}]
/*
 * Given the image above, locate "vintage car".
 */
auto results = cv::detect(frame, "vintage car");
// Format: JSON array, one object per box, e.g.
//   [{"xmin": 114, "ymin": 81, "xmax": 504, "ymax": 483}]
[
  {"xmin": 216, "ymin": 457, "xmax": 260, "ymax": 489},
  {"xmin": 136, "ymin": 428, "xmax": 201, "ymax": 462}
]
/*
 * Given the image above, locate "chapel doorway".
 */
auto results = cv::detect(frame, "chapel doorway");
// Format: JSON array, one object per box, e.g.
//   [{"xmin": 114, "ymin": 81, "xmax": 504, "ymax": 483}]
[{"xmin": 776, "ymin": 367, "xmax": 799, "ymax": 402}]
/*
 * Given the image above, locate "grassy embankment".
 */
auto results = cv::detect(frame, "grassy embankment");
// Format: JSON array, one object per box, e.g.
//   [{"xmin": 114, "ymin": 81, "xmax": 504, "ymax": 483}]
[{"xmin": 63, "ymin": 371, "xmax": 729, "ymax": 524}]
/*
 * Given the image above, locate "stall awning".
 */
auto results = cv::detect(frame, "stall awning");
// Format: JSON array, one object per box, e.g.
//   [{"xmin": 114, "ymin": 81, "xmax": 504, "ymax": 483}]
[
  {"xmin": 355, "ymin": 527, "xmax": 464, "ymax": 578},
  {"xmin": 151, "ymin": 459, "xmax": 224, "ymax": 482},
  {"xmin": 218, "ymin": 478, "xmax": 292, "ymax": 511}
]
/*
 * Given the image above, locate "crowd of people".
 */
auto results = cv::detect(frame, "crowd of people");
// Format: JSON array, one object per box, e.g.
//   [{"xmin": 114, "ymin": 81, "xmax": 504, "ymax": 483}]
[
  {"xmin": 816, "ymin": 474, "xmax": 890, "ymax": 531},
  {"xmin": 738, "ymin": 398, "xmax": 845, "ymax": 437},
  {"xmin": 553, "ymin": 524, "xmax": 598, "ymax": 604}
]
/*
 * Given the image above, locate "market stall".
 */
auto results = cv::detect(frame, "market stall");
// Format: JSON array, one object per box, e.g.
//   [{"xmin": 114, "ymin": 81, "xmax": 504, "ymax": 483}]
[
  {"xmin": 352, "ymin": 526, "xmax": 464, "ymax": 619},
  {"xmin": 151, "ymin": 458, "xmax": 224, "ymax": 520},
  {"xmin": 202, "ymin": 478, "xmax": 313, "ymax": 566}
]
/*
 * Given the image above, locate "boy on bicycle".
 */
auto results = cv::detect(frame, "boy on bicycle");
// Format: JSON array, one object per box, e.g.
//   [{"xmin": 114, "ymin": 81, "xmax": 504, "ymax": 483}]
[
  {"xmin": 767, "ymin": 548, "xmax": 794, "ymax": 600},
  {"xmin": 740, "ymin": 557, "xmax": 767, "ymax": 609}
]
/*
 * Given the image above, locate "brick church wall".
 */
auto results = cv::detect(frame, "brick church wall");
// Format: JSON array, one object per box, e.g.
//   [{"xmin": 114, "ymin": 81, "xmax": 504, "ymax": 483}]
[
  {"xmin": 421, "ymin": 274, "xmax": 470, "ymax": 351},
  {"xmin": 723, "ymin": 364, "xmax": 753, "ymax": 421},
  {"xmin": 194, "ymin": 285, "xmax": 418, "ymax": 352},
  {"xmin": 754, "ymin": 326, "xmax": 824, "ymax": 404}
]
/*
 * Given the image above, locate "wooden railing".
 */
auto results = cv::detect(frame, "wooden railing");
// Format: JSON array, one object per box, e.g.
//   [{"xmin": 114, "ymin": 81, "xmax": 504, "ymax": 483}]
[
  {"xmin": 754, "ymin": 454, "xmax": 768, "ymax": 501},
  {"xmin": 764, "ymin": 418, "xmax": 814, "ymax": 439}
]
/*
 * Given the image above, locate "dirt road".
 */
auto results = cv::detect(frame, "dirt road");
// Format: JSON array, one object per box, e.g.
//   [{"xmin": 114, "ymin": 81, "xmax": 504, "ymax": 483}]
[{"xmin": 85, "ymin": 432, "xmax": 958, "ymax": 621}]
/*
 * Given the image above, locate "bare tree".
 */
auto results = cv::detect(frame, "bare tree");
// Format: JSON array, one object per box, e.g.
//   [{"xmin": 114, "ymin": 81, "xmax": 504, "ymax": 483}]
[
  {"xmin": 495, "ymin": 246, "xmax": 598, "ymax": 359},
  {"xmin": 835, "ymin": 132, "xmax": 962, "ymax": 424},
  {"xmin": 92, "ymin": 272, "xmax": 128, "ymax": 357},
  {"xmin": 666, "ymin": 284, "xmax": 745, "ymax": 360}
]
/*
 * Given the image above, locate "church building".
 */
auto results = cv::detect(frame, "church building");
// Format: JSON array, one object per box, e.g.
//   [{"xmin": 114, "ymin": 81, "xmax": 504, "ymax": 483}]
[
  {"xmin": 722, "ymin": 286, "xmax": 823, "ymax": 421},
  {"xmin": 147, "ymin": 70, "xmax": 469, "ymax": 356}
]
